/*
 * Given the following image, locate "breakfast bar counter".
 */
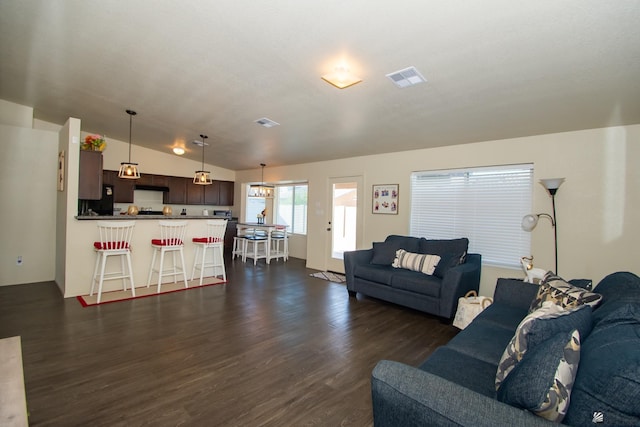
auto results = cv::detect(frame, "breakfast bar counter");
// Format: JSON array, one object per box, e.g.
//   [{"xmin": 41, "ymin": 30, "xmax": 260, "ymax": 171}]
[
  {"xmin": 62, "ymin": 216, "xmax": 234, "ymax": 298},
  {"xmin": 76, "ymin": 215, "xmax": 222, "ymax": 220}
]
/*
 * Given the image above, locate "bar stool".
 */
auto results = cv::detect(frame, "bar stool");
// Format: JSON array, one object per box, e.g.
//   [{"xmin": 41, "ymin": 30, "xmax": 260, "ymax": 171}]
[
  {"xmin": 191, "ymin": 219, "xmax": 227, "ymax": 286},
  {"xmin": 244, "ymin": 228, "xmax": 269, "ymax": 265},
  {"xmin": 268, "ymin": 225, "xmax": 289, "ymax": 263},
  {"xmin": 232, "ymin": 226, "xmax": 253, "ymax": 260},
  {"xmin": 147, "ymin": 220, "xmax": 188, "ymax": 293},
  {"xmin": 91, "ymin": 221, "xmax": 136, "ymax": 304}
]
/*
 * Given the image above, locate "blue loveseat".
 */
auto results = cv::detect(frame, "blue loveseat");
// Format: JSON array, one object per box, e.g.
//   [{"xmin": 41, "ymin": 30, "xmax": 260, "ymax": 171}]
[
  {"xmin": 371, "ymin": 271, "xmax": 640, "ymax": 426},
  {"xmin": 344, "ymin": 235, "xmax": 481, "ymax": 319}
]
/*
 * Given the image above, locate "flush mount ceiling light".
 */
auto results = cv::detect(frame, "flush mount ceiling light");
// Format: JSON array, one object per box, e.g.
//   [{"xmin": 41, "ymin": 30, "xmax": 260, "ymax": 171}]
[
  {"xmin": 172, "ymin": 147, "xmax": 185, "ymax": 155},
  {"xmin": 118, "ymin": 109, "xmax": 141, "ymax": 179},
  {"xmin": 386, "ymin": 66, "xmax": 427, "ymax": 88},
  {"xmin": 193, "ymin": 134, "xmax": 212, "ymax": 185},
  {"xmin": 248, "ymin": 163, "xmax": 274, "ymax": 198},
  {"xmin": 321, "ymin": 65, "xmax": 362, "ymax": 89},
  {"xmin": 255, "ymin": 117, "xmax": 280, "ymax": 128}
]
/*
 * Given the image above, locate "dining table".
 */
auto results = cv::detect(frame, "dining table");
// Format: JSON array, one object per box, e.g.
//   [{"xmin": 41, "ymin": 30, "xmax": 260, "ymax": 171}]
[{"xmin": 236, "ymin": 222, "xmax": 283, "ymax": 264}]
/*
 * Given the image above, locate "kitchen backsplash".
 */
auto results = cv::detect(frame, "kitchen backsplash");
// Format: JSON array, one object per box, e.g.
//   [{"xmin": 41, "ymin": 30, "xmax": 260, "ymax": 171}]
[{"xmin": 113, "ymin": 189, "xmax": 232, "ymax": 216}]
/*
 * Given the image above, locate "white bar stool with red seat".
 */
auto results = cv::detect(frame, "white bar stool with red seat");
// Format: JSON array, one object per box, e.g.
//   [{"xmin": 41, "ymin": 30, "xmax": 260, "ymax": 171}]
[
  {"xmin": 91, "ymin": 221, "xmax": 136, "ymax": 304},
  {"xmin": 146, "ymin": 220, "xmax": 188, "ymax": 293},
  {"xmin": 191, "ymin": 219, "xmax": 227, "ymax": 286}
]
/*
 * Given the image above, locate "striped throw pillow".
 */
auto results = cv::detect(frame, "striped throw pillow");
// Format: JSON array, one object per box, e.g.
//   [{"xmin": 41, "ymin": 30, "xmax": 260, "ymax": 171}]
[{"xmin": 392, "ymin": 249, "xmax": 441, "ymax": 275}]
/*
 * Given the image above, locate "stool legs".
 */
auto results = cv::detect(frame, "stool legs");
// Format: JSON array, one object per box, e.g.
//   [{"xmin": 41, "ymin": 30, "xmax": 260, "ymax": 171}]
[
  {"xmin": 91, "ymin": 250, "xmax": 135, "ymax": 304},
  {"xmin": 147, "ymin": 246, "xmax": 188, "ymax": 293},
  {"xmin": 191, "ymin": 244, "xmax": 226, "ymax": 286}
]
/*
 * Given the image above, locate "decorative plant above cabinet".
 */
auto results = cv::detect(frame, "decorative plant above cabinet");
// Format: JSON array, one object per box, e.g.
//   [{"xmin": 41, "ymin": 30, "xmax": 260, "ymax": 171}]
[{"xmin": 82, "ymin": 134, "xmax": 106, "ymax": 151}]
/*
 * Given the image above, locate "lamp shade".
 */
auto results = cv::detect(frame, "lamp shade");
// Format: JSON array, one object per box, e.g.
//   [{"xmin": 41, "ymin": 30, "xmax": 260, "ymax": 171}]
[
  {"xmin": 521, "ymin": 214, "xmax": 539, "ymax": 231},
  {"xmin": 540, "ymin": 178, "xmax": 565, "ymax": 191}
]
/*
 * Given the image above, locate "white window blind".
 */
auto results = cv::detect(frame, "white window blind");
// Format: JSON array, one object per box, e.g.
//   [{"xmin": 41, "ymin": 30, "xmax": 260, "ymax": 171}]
[
  {"xmin": 275, "ymin": 184, "xmax": 308, "ymax": 235},
  {"xmin": 410, "ymin": 164, "xmax": 533, "ymax": 268}
]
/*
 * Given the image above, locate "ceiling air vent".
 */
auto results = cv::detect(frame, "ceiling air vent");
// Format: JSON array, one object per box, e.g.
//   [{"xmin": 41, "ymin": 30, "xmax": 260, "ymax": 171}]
[
  {"xmin": 255, "ymin": 117, "xmax": 280, "ymax": 128},
  {"xmin": 386, "ymin": 66, "xmax": 426, "ymax": 88}
]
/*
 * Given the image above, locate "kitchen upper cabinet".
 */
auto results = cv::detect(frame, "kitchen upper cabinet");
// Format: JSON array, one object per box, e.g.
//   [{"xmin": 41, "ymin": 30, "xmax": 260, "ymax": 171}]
[
  {"xmin": 187, "ymin": 181, "xmax": 204, "ymax": 205},
  {"xmin": 103, "ymin": 170, "xmax": 134, "ymax": 203},
  {"xmin": 218, "ymin": 180, "xmax": 234, "ymax": 206},
  {"xmin": 204, "ymin": 180, "xmax": 234, "ymax": 206},
  {"xmin": 204, "ymin": 180, "xmax": 220, "ymax": 205},
  {"xmin": 152, "ymin": 175, "xmax": 169, "ymax": 187},
  {"xmin": 78, "ymin": 150, "xmax": 103, "ymax": 200},
  {"xmin": 135, "ymin": 174, "xmax": 153, "ymax": 186},
  {"xmin": 164, "ymin": 176, "xmax": 187, "ymax": 204}
]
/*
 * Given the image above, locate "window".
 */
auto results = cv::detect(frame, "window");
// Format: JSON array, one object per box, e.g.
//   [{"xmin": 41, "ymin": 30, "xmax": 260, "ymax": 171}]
[
  {"xmin": 275, "ymin": 184, "xmax": 308, "ymax": 235},
  {"xmin": 410, "ymin": 164, "xmax": 533, "ymax": 268},
  {"xmin": 245, "ymin": 196, "xmax": 265, "ymax": 223}
]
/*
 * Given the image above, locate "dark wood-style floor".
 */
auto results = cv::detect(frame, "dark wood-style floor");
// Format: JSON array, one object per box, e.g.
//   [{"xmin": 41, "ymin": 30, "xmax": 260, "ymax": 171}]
[{"xmin": 0, "ymin": 257, "xmax": 458, "ymax": 427}]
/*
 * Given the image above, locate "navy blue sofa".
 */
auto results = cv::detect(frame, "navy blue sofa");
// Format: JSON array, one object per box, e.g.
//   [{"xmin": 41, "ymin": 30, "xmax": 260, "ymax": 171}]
[
  {"xmin": 371, "ymin": 272, "xmax": 640, "ymax": 426},
  {"xmin": 344, "ymin": 235, "xmax": 481, "ymax": 319}
]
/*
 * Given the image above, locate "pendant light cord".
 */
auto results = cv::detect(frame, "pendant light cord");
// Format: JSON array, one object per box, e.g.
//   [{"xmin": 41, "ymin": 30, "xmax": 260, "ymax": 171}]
[
  {"xmin": 200, "ymin": 134, "xmax": 208, "ymax": 169},
  {"xmin": 126, "ymin": 109, "xmax": 137, "ymax": 163}
]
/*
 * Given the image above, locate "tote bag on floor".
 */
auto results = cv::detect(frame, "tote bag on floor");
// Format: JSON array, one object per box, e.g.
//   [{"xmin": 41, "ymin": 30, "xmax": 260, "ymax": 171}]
[{"xmin": 453, "ymin": 290, "xmax": 493, "ymax": 330}]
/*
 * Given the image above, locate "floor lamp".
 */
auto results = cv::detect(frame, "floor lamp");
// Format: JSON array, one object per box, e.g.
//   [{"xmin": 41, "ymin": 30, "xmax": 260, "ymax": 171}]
[{"xmin": 521, "ymin": 178, "xmax": 565, "ymax": 274}]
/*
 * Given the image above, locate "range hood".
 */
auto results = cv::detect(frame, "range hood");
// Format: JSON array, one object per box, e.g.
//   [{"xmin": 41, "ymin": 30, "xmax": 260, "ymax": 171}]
[{"xmin": 134, "ymin": 184, "xmax": 170, "ymax": 192}]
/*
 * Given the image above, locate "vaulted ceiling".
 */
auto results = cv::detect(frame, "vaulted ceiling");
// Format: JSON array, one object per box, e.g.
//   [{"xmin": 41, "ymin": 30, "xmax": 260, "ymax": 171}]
[{"xmin": 1, "ymin": 1, "xmax": 639, "ymax": 171}]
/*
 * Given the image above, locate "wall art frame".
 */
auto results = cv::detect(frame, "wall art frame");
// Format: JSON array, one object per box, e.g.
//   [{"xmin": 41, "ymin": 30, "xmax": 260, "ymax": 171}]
[
  {"xmin": 372, "ymin": 184, "xmax": 398, "ymax": 214},
  {"xmin": 57, "ymin": 150, "xmax": 65, "ymax": 192}
]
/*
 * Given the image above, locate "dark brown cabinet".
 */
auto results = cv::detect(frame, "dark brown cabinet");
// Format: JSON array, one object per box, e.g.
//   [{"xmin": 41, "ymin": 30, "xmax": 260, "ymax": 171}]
[
  {"xmin": 78, "ymin": 150, "xmax": 103, "ymax": 200},
  {"xmin": 224, "ymin": 220, "xmax": 237, "ymax": 253},
  {"xmin": 204, "ymin": 181, "xmax": 221, "ymax": 205},
  {"xmin": 164, "ymin": 176, "xmax": 187, "ymax": 204},
  {"xmin": 219, "ymin": 180, "xmax": 234, "ymax": 206},
  {"xmin": 102, "ymin": 170, "xmax": 134, "ymax": 203},
  {"xmin": 204, "ymin": 180, "xmax": 234, "ymax": 206},
  {"xmin": 187, "ymin": 181, "xmax": 204, "ymax": 205},
  {"xmin": 100, "ymin": 170, "xmax": 233, "ymax": 206}
]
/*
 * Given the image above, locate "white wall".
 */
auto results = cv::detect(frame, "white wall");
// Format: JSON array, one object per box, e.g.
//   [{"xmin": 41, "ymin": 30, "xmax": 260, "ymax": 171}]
[
  {"xmin": 0, "ymin": 116, "xmax": 58, "ymax": 286},
  {"xmin": 3, "ymin": 98, "xmax": 638, "ymax": 297},
  {"xmin": 236, "ymin": 125, "xmax": 640, "ymax": 297}
]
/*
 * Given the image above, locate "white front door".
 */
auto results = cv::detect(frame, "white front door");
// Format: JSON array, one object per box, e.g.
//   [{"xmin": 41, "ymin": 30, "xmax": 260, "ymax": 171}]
[{"xmin": 326, "ymin": 176, "xmax": 363, "ymax": 273}]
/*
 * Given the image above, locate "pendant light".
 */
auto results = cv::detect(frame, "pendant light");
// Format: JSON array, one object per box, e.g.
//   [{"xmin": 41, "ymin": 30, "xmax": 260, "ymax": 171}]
[
  {"xmin": 193, "ymin": 134, "xmax": 212, "ymax": 185},
  {"xmin": 118, "ymin": 109, "xmax": 141, "ymax": 179},
  {"xmin": 248, "ymin": 163, "xmax": 274, "ymax": 198}
]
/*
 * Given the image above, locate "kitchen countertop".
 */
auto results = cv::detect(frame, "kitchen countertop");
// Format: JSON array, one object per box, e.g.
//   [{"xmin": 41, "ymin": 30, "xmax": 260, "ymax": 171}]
[{"xmin": 76, "ymin": 215, "xmax": 238, "ymax": 221}]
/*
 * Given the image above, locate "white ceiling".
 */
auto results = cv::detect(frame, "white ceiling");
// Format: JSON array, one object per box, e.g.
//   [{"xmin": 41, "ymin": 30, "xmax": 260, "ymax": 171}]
[{"xmin": 1, "ymin": 1, "xmax": 639, "ymax": 171}]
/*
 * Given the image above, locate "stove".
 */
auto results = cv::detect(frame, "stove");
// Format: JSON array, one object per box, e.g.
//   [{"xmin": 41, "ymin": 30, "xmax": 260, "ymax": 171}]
[{"xmin": 137, "ymin": 210, "xmax": 164, "ymax": 215}]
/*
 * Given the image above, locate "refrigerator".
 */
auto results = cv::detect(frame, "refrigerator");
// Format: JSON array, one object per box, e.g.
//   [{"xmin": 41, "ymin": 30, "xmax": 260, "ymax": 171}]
[{"xmin": 84, "ymin": 185, "xmax": 115, "ymax": 216}]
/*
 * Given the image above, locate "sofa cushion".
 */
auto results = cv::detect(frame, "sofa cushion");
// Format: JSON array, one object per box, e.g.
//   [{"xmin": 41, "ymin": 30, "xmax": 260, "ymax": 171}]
[
  {"xmin": 446, "ymin": 320, "xmax": 516, "ymax": 365},
  {"xmin": 529, "ymin": 273, "xmax": 602, "ymax": 313},
  {"xmin": 392, "ymin": 249, "xmax": 441, "ymax": 275},
  {"xmin": 420, "ymin": 347, "xmax": 498, "ymax": 398},
  {"xmin": 390, "ymin": 269, "xmax": 441, "ymax": 297},
  {"xmin": 591, "ymin": 271, "xmax": 640, "ymax": 326},
  {"xmin": 495, "ymin": 303, "xmax": 591, "ymax": 390},
  {"xmin": 370, "ymin": 241, "xmax": 399, "ymax": 265},
  {"xmin": 563, "ymin": 303, "xmax": 640, "ymax": 426},
  {"xmin": 497, "ymin": 329, "xmax": 581, "ymax": 423},
  {"xmin": 419, "ymin": 237, "xmax": 469, "ymax": 257},
  {"xmin": 473, "ymin": 303, "xmax": 530, "ymax": 331},
  {"xmin": 433, "ymin": 252, "xmax": 464, "ymax": 278},
  {"xmin": 353, "ymin": 264, "xmax": 396, "ymax": 286},
  {"xmin": 384, "ymin": 234, "xmax": 421, "ymax": 253}
]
